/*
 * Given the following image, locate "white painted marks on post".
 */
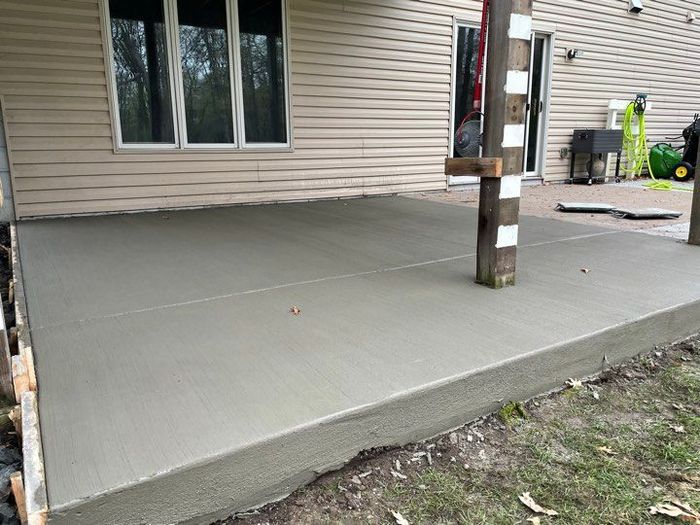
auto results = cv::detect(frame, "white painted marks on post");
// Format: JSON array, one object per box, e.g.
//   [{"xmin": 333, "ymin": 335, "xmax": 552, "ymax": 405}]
[
  {"xmin": 508, "ymin": 14, "xmax": 532, "ymax": 40},
  {"xmin": 499, "ymin": 175, "xmax": 522, "ymax": 199},
  {"xmin": 502, "ymin": 124, "xmax": 525, "ymax": 148},
  {"xmin": 505, "ymin": 70, "xmax": 529, "ymax": 95},
  {"xmin": 496, "ymin": 224, "xmax": 519, "ymax": 248}
]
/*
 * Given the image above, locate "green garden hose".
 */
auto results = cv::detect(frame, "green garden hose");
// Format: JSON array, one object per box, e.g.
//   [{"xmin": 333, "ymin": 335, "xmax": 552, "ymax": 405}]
[{"xmin": 622, "ymin": 98, "xmax": 691, "ymax": 191}]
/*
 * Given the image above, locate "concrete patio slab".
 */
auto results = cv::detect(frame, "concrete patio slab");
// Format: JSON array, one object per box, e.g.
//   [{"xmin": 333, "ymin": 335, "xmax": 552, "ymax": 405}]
[{"xmin": 15, "ymin": 196, "xmax": 700, "ymax": 524}]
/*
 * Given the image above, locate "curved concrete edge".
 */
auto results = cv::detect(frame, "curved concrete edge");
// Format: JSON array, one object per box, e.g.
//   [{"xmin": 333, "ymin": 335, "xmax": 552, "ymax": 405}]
[{"xmin": 48, "ymin": 298, "xmax": 700, "ymax": 525}]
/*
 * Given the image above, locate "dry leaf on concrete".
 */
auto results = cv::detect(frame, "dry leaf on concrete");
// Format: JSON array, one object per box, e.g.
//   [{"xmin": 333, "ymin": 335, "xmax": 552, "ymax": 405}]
[
  {"xmin": 391, "ymin": 510, "xmax": 410, "ymax": 525},
  {"xmin": 596, "ymin": 445, "xmax": 618, "ymax": 456},
  {"xmin": 519, "ymin": 492, "xmax": 559, "ymax": 516},
  {"xmin": 649, "ymin": 500, "xmax": 700, "ymax": 523},
  {"xmin": 290, "ymin": 306, "xmax": 301, "ymax": 315},
  {"xmin": 580, "ymin": 268, "xmax": 591, "ymax": 274}
]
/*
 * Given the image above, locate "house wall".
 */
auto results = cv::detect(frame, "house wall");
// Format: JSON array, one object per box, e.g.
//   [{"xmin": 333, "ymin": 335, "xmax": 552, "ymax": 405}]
[
  {"xmin": 536, "ymin": 0, "xmax": 700, "ymax": 180},
  {"xmin": 0, "ymin": 106, "xmax": 15, "ymax": 221},
  {"xmin": 0, "ymin": 0, "xmax": 698, "ymax": 218}
]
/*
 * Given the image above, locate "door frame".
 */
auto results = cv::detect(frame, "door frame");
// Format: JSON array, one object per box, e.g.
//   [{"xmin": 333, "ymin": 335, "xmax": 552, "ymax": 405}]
[
  {"xmin": 448, "ymin": 16, "xmax": 486, "ymax": 186},
  {"xmin": 523, "ymin": 30, "xmax": 555, "ymax": 179}
]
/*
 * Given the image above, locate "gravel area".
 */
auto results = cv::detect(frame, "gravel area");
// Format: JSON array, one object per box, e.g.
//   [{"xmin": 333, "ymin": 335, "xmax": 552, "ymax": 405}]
[{"xmin": 412, "ymin": 179, "xmax": 694, "ymax": 236}]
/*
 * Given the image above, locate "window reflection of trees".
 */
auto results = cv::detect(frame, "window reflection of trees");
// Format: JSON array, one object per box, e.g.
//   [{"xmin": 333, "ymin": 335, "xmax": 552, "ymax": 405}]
[
  {"xmin": 109, "ymin": 0, "xmax": 288, "ymax": 146},
  {"xmin": 239, "ymin": 0, "xmax": 286, "ymax": 144},
  {"xmin": 178, "ymin": 0, "xmax": 234, "ymax": 144},
  {"xmin": 111, "ymin": 12, "xmax": 174, "ymax": 143}
]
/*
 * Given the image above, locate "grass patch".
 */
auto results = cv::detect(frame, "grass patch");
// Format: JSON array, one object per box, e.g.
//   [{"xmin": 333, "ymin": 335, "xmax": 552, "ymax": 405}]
[
  {"xmin": 384, "ymin": 362, "xmax": 700, "ymax": 524},
  {"xmin": 498, "ymin": 401, "xmax": 528, "ymax": 426}
]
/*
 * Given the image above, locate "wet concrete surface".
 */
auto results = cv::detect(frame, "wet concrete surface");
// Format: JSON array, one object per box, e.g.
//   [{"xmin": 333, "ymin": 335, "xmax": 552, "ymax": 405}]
[{"xmin": 15, "ymin": 197, "xmax": 700, "ymax": 524}]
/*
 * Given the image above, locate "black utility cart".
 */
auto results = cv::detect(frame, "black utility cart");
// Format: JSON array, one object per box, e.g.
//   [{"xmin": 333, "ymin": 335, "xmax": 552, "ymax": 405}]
[{"xmin": 569, "ymin": 129, "xmax": 624, "ymax": 184}]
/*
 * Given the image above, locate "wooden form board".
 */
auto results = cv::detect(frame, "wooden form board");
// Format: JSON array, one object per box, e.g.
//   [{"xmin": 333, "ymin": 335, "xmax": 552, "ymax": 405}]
[
  {"xmin": 9, "ymin": 224, "xmax": 47, "ymax": 525},
  {"xmin": 11, "ymin": 472, "xmax": 27, "ymax": 525},
  {"xmin": 0, "ymin": 283, "xmax": 13, "ymax": 400}
]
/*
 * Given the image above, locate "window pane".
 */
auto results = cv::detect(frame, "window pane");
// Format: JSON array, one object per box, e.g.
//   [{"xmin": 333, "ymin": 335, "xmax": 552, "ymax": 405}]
[
  {"xmin": 453, "ymin": 26, "xmax": 481, "ymax": 157},
  {"xmin": 177, "ymin": 0, "xmax": 234, "ymax": 144},
  {"xmin": 526, "ymin": 37, "xmax": 545, "ymax": 172},
  {"xmin": 109, "ymin": 0, "xmax": 175, "ymax": 144},
  {"xmin": 238, "ymin": 0, "xmax": 287, "ymax": 144}
]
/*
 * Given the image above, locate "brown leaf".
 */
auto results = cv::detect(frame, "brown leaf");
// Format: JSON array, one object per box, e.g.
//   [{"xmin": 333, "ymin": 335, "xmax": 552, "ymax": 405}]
[
  {"xmin": 649, "ymin": 500, "xmax": 700, "ymax": 523},
  {"xmin": 519, "ymin": 492, "xmax": 559, "ymax": 516},
  {"xmin": 670, "ymin": 424, "xmax": 686, "ymax": 434},
  {"xmin": 597, "ymin": 445, "xmax": 618, "ymax": 456},
  {"xmin": 391, "ymin": 510, "xmax": 410, "ymax": 525},
  {"xmin": 290, "ymin": 306, "xmax": 301, "ymax": 315}
]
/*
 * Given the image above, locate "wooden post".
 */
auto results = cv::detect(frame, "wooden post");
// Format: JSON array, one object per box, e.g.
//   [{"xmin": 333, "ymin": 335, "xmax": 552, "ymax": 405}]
[
  {"xmin": 476, "ymin": 0, "xmax": 532, "ymax": 288},
  {"xmin": 689, "ymin": 144, "xmax": 700, "ymax": 245}
]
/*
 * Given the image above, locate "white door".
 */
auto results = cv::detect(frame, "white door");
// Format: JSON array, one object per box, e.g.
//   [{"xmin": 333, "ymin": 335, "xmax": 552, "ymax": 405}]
[{"xmin": 523, "ymin": 33, "xmax": 552, "ymax": 178}]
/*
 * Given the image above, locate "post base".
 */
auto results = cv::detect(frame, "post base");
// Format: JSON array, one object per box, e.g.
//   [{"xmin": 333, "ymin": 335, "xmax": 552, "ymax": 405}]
[{"xmin": 475, "ymin": 273, "xmax": 515, "ymax": 289}]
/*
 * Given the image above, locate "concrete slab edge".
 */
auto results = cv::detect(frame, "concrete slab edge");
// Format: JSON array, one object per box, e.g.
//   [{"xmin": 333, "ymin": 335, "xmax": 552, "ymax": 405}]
[
  {"xmin": 47, "ymin": 298, "xmax": 700, "ymax": 525},
  {"xmin": 10, "ymin": 223, "xmax": 48, "ymax": 524}
]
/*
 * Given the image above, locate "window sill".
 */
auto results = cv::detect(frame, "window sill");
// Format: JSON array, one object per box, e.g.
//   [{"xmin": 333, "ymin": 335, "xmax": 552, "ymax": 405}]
[{"xmin": 113, "ymin": 145, "xmax": 295, "ymax": 155}]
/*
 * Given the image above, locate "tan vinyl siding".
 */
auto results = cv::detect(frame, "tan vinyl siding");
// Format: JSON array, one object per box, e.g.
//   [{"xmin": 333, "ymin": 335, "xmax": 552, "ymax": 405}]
[
  {"xmin": 0, "ymin": 0, "xmax": 698, "ymax": 217},
  {"xmin": 1, "ymin": 0, "xmax": 468, "ymax": 218},
  {"xmin": 534, "ymin": 0, "xmax": 700, "ymax": 179}
]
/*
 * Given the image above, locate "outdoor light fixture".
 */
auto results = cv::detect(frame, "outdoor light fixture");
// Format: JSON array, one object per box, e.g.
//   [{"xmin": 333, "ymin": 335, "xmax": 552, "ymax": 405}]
[
  {"xmin": 629, "ymin": 0, "xmax": 643, "ymax": 14},
  {"xmin": 688, "ymin": 11, "xmax": 696, "ymax": 23},
  {"xmin": 566, "ymin": 48, "xmax": 584, "ymax": 61}
]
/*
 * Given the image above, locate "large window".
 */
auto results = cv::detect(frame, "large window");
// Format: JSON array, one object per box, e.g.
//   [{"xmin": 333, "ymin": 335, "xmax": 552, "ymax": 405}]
[
  {"xmin": 238, "ymin": 0, "xmax": 287, "ymax": 144},
  {"xmin": 109, "ymin": 0, "xmax": 176, "ymax": 144},
  {"xmin": 107, "ymin": 0, "xmax": 289, "ymax": 149}
]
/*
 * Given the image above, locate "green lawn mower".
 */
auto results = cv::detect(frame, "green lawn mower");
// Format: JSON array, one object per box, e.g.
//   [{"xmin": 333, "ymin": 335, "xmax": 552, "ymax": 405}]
[{"xmin": 649, "ymin": 114, "xmax": 699, "ymax": 181}]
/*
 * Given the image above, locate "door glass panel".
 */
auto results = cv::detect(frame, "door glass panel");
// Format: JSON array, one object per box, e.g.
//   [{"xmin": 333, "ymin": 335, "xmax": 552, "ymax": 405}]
[
  {"xmin": 177, "ymin": 0, "xmax": 235, "ymax": 144},
  {"xmin": 238, "ymin": 0, "xmax": 287, "ymax": 144},
  {"xmin": 453, "ymin": 25, "xmax": 481, "ymax": 157},
  {"xmin": 526, "ymin": 37, "xmax": 545, "ymax": 172},
  {"xmin": 109, "ymin": 0, "xmax": 175, "ymax": 144}
]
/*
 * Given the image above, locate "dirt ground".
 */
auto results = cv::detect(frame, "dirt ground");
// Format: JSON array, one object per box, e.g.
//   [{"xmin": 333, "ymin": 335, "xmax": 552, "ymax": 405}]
[
  {"xmin": 414, "ymin": 180, "xmax": 694, "ymax": 233},
  {"xmin": 222, "ymin": 335, "xmax": 700, "ymax": 525}
]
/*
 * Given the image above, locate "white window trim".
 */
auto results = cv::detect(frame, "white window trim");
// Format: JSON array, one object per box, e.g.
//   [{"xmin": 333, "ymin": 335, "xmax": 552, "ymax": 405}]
[
  {"xmin": 102, "ymin": 0, "xmax": 181, "ymax": 150},
  {"xmin": 235, "ymin": 0, "xmax": 292, "ymax": 149},
  {"xmin": 448, "ymin": 17, "xmax": 487, "ymax": 160},
  {"xmin": 101, "ymin": 0, "xmax": 292, "ymax": 152},
  {"xmin": 169, "ymin": 0, "xmax": 238, "ymax": 148},
  {"xmin": 447, "ymin": 17, "xmax": 487, "ymax": 187}
]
